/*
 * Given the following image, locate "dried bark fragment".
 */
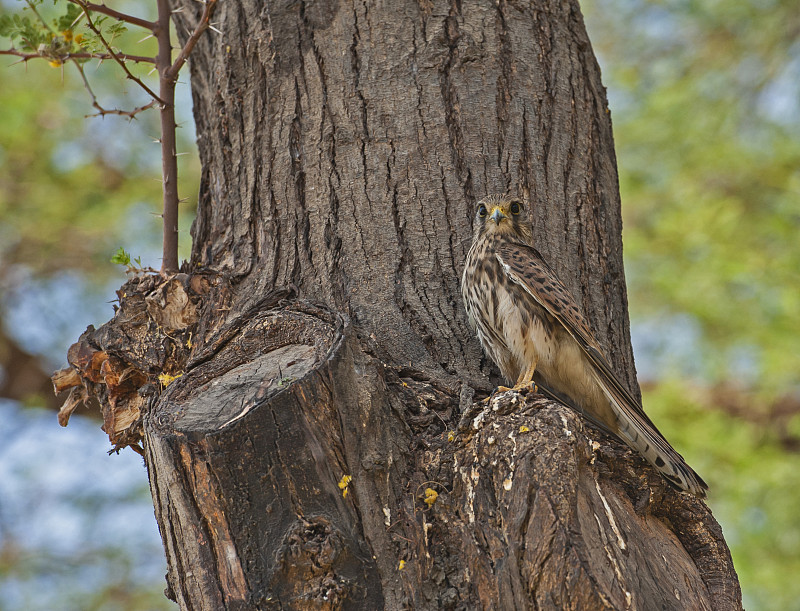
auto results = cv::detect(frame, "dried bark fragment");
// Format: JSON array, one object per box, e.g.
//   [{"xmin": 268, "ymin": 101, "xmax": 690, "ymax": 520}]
[{"xmin": 52, "ymin": 273, "xmax": 204, "ymax": 448}]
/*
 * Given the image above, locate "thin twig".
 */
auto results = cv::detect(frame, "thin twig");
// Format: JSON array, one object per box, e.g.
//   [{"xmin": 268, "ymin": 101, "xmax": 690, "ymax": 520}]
[
  {"xmin": 85, "ymin": 99, "xmax": 156, "ymax": 118},
  {"xmin": 73, "ymin": 59, "xmax": 155, "ymax": 118},
  {"xmin": 24, "ymin": 0, "xmax": 55, "ymax": 33},
  {"xmin": 0, "ymin": 49, "xmax": 44, "ymax": 62},
  {"xmin": 166, "ymin": 0, "xmax": 218, "ymax": 81},
  {"xmin": 71, "ymin": 0, "xmax": 165, "ymax": 104},
  {"xmin": 65, "ymin": 0, "xmax": 156, "ymax": 30},
  {"xmin": 73, "ymin": 58, "xmax": 102, "ymax": 112},
  {"xmin": 0, "ymin": 48, "xmax": 155, "ymax": 64},
  {"xmin": 83, "ymin": 50, "xmax": 154, "ymax": 63}
]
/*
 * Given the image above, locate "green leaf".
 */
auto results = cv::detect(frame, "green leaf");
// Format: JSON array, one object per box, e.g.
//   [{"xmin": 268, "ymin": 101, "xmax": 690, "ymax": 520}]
[
  {"xmin": 0, "ymin": 15, "xmax": 15, "ymax": 38},
  {"xmin": 106, "ymin": 22, "xmax": 127, "ymax": 37},
  {"xmin": 0, "ymin": 14, "xmax": 36, "ymax": 45},
  {"xmin": 55, "ymin": 4, "xmax": 83, "ymax": 32},
  {"xmin": 110, "ymin": 247, "xmax": 131, "ymax": 266}
]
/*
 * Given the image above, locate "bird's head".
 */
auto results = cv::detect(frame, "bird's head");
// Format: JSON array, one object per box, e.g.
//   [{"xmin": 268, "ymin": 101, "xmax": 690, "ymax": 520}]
[{"xmin": 473, "ymin": 195, "xmax": 533, "ymax": 243}]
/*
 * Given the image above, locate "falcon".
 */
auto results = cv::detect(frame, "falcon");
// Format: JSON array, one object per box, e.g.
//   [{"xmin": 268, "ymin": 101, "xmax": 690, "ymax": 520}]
[{"xmin": 461, "ymin": 195, "xmax": 707, "ymax": 497}]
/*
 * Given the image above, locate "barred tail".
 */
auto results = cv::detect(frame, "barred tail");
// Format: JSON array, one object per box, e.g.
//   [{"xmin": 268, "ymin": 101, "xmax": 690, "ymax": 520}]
[{"xmin": 597, "ymin": 375, "xmax": 708, "ymax": 498}]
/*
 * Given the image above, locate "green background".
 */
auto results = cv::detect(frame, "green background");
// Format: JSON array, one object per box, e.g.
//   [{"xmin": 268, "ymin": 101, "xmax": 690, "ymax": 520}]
[{"xmin": 1, "ymin": 0, "xmax": 798, "ymax": 608}]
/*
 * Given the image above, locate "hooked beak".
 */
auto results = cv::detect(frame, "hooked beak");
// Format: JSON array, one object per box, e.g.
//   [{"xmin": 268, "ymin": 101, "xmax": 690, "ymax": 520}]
[{"xmin": 489, "ymin": 207, "xmax": 506, "ymax": 225}]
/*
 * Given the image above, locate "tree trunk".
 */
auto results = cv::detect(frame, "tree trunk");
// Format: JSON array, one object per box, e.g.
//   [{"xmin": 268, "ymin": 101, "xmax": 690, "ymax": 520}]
[{"xmin": 56, "ymin": 0, "xmax": 742, "ymax": 608}]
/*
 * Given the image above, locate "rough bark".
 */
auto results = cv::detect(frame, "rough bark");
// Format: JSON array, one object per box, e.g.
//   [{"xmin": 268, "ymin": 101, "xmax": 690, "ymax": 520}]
[{"xmin": 54, "ymin": 0, "xmax": 742, "ymax": 609}]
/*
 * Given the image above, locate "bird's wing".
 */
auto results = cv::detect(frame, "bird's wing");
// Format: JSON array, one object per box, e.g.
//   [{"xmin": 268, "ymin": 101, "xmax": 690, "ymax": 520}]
[
  {"xmin": 496, "ymin": 242, "xmax": 707, "ymax": 496},
  {"xmin": 495, "ymin": 242, "xmax": 647, "ymax": 417}
]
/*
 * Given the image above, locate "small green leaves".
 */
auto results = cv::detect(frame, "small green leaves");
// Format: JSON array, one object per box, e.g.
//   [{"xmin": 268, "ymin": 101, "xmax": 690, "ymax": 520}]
[
  {"xmin": 0, "ymin": 14, "xmax": 48, "ymax": 50},
  {"xmin": 0, "ymin": 3, "xmax": 124, "ymax": 65},
  {"xmin": 105, "ymin": 21, "xmax": 126, "ymax": 38},
  {"xmin": 110, "ymin": 246, "xmax": 131, "ymax": 266},
  {"xmin": 111, "ymin": 247, "xmax": 143, "ymax": 271},
  {"xmin": 0, "ymin": 3, "xmax": 93, "ymax": 67},
  {"xmin": 55, "ymin": 3, "xmax": 82, "ymax": 32}
]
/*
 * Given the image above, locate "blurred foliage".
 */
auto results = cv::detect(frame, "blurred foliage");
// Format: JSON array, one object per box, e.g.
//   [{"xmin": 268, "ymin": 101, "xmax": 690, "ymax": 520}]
[
  {"xmin": 0, "ymin": 0, "xmax": 197, "ymax": 282},
  {"xmin": 0, "ymin": 0, "xmax": 197, "ymax": 608},
  {"xmin": 646, "ymin": 382, "xmax": 800, "ymax": 610},
  {"xmin": 0, "ymin": 403, "xmax": 173, "ymax": 611},
  {"xmin": 583, "ymin": 0, "xmax": 800, "ymax": 397},
  {"xmin": 582, "ymin": 0, "xmax": 800, "ymax": 609}
]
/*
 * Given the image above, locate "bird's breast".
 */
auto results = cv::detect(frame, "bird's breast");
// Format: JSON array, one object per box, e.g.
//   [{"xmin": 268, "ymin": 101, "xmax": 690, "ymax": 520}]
[{"xmin": 462, "ymin": 244, "xmax": 558, "ymax": 382}]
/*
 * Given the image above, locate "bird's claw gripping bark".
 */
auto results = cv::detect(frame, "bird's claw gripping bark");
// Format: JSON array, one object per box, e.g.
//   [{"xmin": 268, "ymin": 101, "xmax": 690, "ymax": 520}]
[
  {"xmin": 483, "ymin": 381, "xmax": 537, "ymax": 402},
  {"xmin": 512, "ymin": 380, "xmax": 538, "ymax": 393}
]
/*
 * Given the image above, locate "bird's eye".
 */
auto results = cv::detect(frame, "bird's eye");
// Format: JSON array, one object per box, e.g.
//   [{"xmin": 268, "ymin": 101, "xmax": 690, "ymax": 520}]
[
  {"xmin": 478, "ymin": 205, "xmax": 488, "ymax": 218},
  {"xmin": 510, "ymin": 201, "xmax": 522, "ymax": 215}
]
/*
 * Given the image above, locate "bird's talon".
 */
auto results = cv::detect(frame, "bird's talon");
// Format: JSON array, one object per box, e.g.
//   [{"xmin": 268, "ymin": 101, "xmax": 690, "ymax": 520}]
[
  {"xmin": 506, "ymin": 380, "xmax": 537, "ymax": 393},
  {"xmin": 489, "ymin": 385, "xmax": 512, "ymax": 399}
]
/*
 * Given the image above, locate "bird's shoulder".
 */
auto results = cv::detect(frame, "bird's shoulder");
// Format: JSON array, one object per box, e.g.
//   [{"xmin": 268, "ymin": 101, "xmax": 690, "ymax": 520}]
[
  {"xmin": 493, "ymin": 240, "xmax": 601, "ymax": 352},
  {"xmin": 495, "ymin": 241, "xmax": 654, "ymax": 418}
]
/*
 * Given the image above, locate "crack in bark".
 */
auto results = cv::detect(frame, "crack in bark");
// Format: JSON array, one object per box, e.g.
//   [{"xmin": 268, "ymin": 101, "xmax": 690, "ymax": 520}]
[
  {"xmin": 410, "ymin": 23, "xmax": 429, "ymax": 140},
  {"xmin": 495, "ymin": 0, "xmax": 513, "ymax": 193},
  {"xmin": 290, "ymin": 46, "xmax": 312, "ymax": 286},
  {"xmin": 439, "ymin": 10, "xmax": 474, "ymax": 207},
  {"xmin": 346, "ymin": 6, "xmax": 375, "ymax": 278}
]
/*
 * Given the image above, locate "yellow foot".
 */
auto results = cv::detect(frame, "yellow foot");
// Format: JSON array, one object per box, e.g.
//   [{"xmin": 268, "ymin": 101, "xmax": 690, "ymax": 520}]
[
  {"xmin": 487, "ymin": 382, "xmax": 538, "ymax": 400},
  {"xmin": 483, "ymin": 382, "xmax": 538, "ymax": 403},
  {"xmin": 511, "ymin": 380, "xmax": 538, "ymax": 393}
]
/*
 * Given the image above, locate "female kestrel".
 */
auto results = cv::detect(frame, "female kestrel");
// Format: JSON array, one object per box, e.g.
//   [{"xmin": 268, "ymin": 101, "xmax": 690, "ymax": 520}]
[{"xmin": 462, "ymin": 195, "xmax": 707, "ymax": 497}]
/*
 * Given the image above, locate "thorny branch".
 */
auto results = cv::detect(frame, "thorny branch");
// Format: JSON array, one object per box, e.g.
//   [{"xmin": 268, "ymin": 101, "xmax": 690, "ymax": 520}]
[
  {"xmin": 66, "ymin": 0, "xmax": 157, "ymax": 30},
  {"xmin": 0, "ymin": 48, "xmax": 155, "ymax": 64},
  {"xmin": 69, "ymin": 0, "xmax": 166, "ymax": 105},
  {"xmin": 1, "ymin": 0, "xmax": 220, "ymax": 271},
  {"xmin": 167, "ymin": 0, "xmax": 218, "ymax": 81},
  {"xmin": 74, "ymin": 60, "xmax": 156, "ymax": 118}
]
